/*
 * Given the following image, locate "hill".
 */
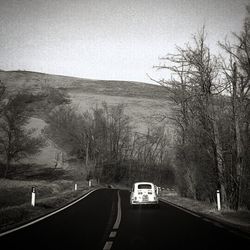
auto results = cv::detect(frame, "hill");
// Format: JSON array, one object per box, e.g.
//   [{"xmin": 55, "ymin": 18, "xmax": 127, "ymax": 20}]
[
  {"xmin": 0, "ymin": 70, "xmax": 172, "ymax": 168},
  {"xmin": 0, "ymin": 70, "xmax": 168, "ymax": 99},
  {"xmin": 0, "ymin": 70, "xmax": 172, "ymax": 129}
]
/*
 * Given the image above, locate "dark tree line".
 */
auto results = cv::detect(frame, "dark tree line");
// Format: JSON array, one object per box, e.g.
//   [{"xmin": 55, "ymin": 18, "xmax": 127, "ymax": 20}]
[
  {"xmin": 0, "ymin": 83, "xmax": 45, "ymax": 177},
  {"xmin": 154, "ymin": 7, "xmax": 250, "ymax": 210},
  {"xmin": 43, "ymin": 102, "xmax": 173, "ymax": 185}
]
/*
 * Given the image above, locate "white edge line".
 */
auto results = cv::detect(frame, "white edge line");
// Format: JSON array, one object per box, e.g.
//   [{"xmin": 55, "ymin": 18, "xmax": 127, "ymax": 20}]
[
  {"xmin": 113, "ymin": 191, "xmax": 121, "ymax": 230},
  {"xmin": 159, "ymin": 198, "xmax": 201, "ymax": 218},
  {"xmin": 0, "ymin": 188, "xmax": 101, "ymax": 238},
  {"xmin": 203, "ymin": 218, "xmax": 211, "ymax": 223},
  {"xmin": 203, "ymin": 218, "xmax": 225, "ymax": 228},
  {"xmin": 159, "ymin": 198, "xmax": 250, "ymax": 240},
  {"xmin": 212, "ymin": 222, "xmax": 224, "ymax": 228}
]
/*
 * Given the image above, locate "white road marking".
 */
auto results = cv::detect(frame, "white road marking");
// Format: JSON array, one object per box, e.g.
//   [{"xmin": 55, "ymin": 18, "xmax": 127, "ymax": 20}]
[
  {"xmin": 160, "ymin": 198, "xmax": 250, "ymax": 240},
  {"xmin": 103, "ymin": 241, "xmax": 113, "ymax": 250},
  {"xmin": 113, "ymin": 191, "xmax": 121, "ymax": 230},
  {"xmin": 0, "ymin": 188, "xmax": 101, "ymax": 238},
  {"xmin": 203, "ymin": 218, "xmax": 224, "ymax": 228},
  {"xmin": 109, "ymin": 231, "xmax": 117, "ymax": 238},
  {"xmin": 103, "ymin": 191, "xmax": 121, "ymax": 250},
  {"xmin": 203, "ymin": 218, "xmax": 211, "ymax": 223},
  {"xmin": 212, "ymin": 222, "xmax": 224, "ymax": 228},
  {"xmin": 159, "ymin": 198, "xmax": 201, "ymax": 218}
]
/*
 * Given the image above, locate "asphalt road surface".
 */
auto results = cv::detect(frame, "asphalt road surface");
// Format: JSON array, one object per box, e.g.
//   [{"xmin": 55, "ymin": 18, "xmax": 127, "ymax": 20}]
[{"xmin": 0, "ymin": 188, "xmax": 249, "ymax": 250}]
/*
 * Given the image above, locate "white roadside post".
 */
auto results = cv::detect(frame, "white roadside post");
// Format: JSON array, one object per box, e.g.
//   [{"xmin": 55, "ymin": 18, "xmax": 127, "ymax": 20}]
[
  {"xmin": 74, "ymin": 183, "xmax": 78, "ymax": 191},
  {"xmin": 216, "ymin": 189, "xmax": 221, "ymax": 211},
  {"xmin": 31, "ymin": 187, "xmax": 36, "ymax": 207},
  {"xmin": 88, "ymin": 179, "xmax": 92, "ymax": 187}
]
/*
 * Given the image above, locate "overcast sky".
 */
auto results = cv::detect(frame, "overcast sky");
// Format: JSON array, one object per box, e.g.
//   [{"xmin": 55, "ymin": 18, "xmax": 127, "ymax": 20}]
[{"xmin": 0, "ymin": 0, "xmax": 248, "ymax": 83}]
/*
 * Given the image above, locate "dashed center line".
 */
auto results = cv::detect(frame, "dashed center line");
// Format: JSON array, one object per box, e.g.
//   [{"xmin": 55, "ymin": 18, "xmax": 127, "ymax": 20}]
[
  {"xmin": 109, "ymin": 231, "xmax": 117, "ymax": 238},
  {"xmin": 103, "ymin": 191, "xmax": 121, "ymax": 250},
  {"xmin": 103, "ymin": 241, "xmax": 113, "ymax": 250},
  {"xmin": 113, "ymin": 191, "xmax": 121, "ymax": 230}
]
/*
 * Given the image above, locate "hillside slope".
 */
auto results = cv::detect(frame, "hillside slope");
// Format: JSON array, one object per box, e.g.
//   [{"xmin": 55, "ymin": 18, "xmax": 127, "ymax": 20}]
[
  {"xmin": 0, "ymin": 70, "xmax": 172, "ymax": 167},
  {"xmin": 0, "ymin": 70, "xmax": 168, "ymax": 99}
]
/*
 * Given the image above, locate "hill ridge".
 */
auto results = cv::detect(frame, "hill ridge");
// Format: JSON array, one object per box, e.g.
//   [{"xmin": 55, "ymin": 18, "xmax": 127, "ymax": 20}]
[{"xmin": 0, "ymin": 70, "xmax": 168, "ymax": 100}]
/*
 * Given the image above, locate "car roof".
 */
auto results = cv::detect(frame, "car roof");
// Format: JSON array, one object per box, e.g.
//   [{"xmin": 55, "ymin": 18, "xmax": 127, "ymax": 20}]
[{"xmin": 133, "ymin": 182, "xmax": 154, "ymax": 186}]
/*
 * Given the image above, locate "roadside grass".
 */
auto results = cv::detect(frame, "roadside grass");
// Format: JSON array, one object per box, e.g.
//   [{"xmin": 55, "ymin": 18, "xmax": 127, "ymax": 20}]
[
  {"xmin": 0, "ymin": 178, "xmax": 96, "ymax": 233},
  {"xmin": 0, "ymin": 178, "xmax": 76, "ymax": 208},
  {"xmin": 0, "ymin": 165, "xmax": 99, "ymax": 234},
  {"xmin": 159, "ymin": 190, "xmax": 250, "ymax": 234}
]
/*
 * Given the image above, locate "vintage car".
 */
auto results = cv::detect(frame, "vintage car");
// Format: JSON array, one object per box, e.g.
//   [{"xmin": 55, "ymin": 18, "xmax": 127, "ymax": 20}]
[{"xmin": 130, "ymin": 182, "xmax": 159, "ymax": 208}]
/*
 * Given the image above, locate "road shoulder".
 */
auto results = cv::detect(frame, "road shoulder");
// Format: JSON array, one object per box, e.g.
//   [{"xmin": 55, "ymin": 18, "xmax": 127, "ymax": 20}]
[{"xmin": 159, "ymin": 193, "xmax": 250, "ymax": 239}]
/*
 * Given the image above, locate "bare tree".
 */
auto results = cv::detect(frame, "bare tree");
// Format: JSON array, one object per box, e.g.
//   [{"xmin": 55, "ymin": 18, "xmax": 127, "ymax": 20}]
[
  {"xmin": 0, "ymin": 80, "xmax": 6, "ymax": 111},
  {"xmin": 218, "ymin": 6, "xmax": 250, "ymax": 209},
  {"xmin": 44, "ymin": 102, "xmax": 133, "ymax": 182},
  {"xmin": 0, "ymin": 91, "xmax": 45, "ymax": 177},
  {"xmin": 0, "ymin": 80, "xmax": 5, "ymax": 100},
  {"xmin": 154, "ymin": 28, "xmax": 224, "ymax": 200}
]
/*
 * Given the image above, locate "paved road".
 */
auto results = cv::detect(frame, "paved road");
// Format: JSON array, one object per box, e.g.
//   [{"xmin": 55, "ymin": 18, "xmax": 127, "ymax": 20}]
[
  {"xmin": 0, "ymin": 188, "xmax": 249, "ymax": 250},
  {"xmin": 112, "ymin": 190, "xmax": 250, "ymax": 250},
  {"xmin": 0, "ymin": 188, "xmax": 117, "ymax": 249}
]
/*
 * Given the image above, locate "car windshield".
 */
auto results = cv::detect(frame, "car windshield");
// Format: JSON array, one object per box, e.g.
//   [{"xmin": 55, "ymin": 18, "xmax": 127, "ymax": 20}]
[{"xmin": 138, "ymin": 184, "xmax": 152, "ymax": 189}]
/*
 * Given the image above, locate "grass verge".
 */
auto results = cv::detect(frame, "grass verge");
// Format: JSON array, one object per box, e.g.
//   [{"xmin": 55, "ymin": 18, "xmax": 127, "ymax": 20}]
[{"xmin": 0, "ymin": 179, "xmax": 99, "ymax": 233}]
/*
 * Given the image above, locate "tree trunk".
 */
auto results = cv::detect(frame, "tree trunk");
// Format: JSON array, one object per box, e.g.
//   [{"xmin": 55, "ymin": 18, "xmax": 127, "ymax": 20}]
[
  {"xmin": 231, "ymin": 62, "xmax": 244, "ymax": 210},
  {"xmin": 212, "ymin": 120, "xmax": 227, "ymax": 204},
  {"xmin": 85, "ymin": 143, "xmax": 89, "ymax": 166},
  {"xmin": 4, "ymin": 157, "xmax": 10, "ymax": 178},
  {"xmin": 208, "ymin": 92, "xmax": 227, "ymax": 206}
]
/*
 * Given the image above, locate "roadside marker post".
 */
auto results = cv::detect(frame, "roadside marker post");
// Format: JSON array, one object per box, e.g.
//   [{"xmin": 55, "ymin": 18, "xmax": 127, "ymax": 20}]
[
  {"xmin": 216, "ymin": 189, "xmax": 221, "ymax": 211},
  {"xmin": 31, "ymin": 187, "xmax": 36, "ymax": 207},
  {"xmin": 74, "ymin": 183, "xmax": 78, "ymax": 191},
  {"xmin": 88, "ymin": 180, "xmax": 92, "ymax": 187}
]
